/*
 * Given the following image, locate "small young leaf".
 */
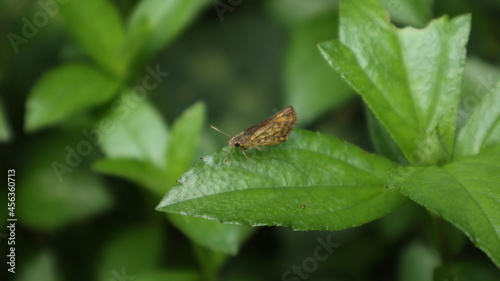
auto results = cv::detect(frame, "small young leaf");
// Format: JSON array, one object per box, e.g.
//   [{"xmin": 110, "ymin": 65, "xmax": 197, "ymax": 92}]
[
  {"xmin": 318, "ymin": 0, "xmax": 470, "ymax": 165},
  {"xmin": 367, "ymin": 108, "xmax": 405, "ymax": 163},
  {"xmin": 157, "ymin": 129, "xmax": 406, "ymax": 231},
  {"xmin": 389, "ymin": 151, "xmax": 500, "ymax": 268},
  {"xmin": 455, "ymin": 81, "xmax": 500, "ymax": 158},
  {"xmin": 99, "ymin": 98, "xmax": 168, "ymax": 168},
  {"xmin": 460, "ymin": 58, "xmax": 500, "ymax": 126},
  {"xmin": 25, "ymin": 63, "xmax": 121, "ymax": 131},
  {"xmin": 93, "ymin": 158, "xmax": 168, "ymax": 195},
  {"xmin": 93, "ymin": 98, "xmax": 170, "ymax": 194},
  {"xmin": 165, "ymin": 102, "xmax": 205, "ymax": 187},
  {"xmin": 94, "ymin": 102, "xmax": 204, "ymax": 195}
]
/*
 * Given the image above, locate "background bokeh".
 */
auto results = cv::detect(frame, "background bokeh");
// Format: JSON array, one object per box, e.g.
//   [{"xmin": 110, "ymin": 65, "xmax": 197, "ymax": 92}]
[{"xmin": 1, "ymin": 0, "xmax": 500, "ymax": 280}]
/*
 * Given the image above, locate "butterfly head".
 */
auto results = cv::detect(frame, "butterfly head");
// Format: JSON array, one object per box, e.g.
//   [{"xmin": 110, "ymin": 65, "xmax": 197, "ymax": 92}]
[{"xmin": 228, "ymin": 137, "xmax": 240, "ymax": 148}]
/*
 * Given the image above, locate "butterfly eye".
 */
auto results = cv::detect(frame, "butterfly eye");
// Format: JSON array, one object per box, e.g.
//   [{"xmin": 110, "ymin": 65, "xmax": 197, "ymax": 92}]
[{"xmin": 234, "ymin": 142, "xmax": 240, "ymax": 147}]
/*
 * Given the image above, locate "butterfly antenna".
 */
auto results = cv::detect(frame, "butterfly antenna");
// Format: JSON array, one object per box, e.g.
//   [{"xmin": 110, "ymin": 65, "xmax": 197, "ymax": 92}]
[{"xmin": 210, "ymin": 125, "xmax": 233, "ymax": 137}]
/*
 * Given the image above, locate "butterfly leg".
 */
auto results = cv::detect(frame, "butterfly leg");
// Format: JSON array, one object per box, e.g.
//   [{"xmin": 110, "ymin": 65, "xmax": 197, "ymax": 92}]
[
  {"xmin": 239, "ymin": 149, "xmax": 251, "ymax": 168},
  {"xmin": 254, "ymin": 146, "xmax": 271, "ymax": 159},
  {"xmin": 223, "ymin": 148, "xmax": 234, "ymax": 164},
  {"xmin": 240, "ymin": 149, "xmax": 249, "ymax": 160}
]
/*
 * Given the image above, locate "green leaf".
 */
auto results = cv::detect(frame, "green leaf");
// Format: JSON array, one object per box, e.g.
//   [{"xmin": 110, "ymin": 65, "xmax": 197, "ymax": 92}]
[
  {"xmin": 93, "ymin": 158, "xmax": 168, "ymax": 195},
  {"xmin": 163, "ymin": 103, "xmax": 251, "ymax": 262},
  {"xmin": 389, "ymin": 151, "xmax": 500, "ymax": 268},
  {"xmin": 284, "ymin": 12, "xmax": 354, "ymax": 124},
  {"xmin": 163, "ymin": 103, "xmax": 252, "ymax": 259},
  {"xmin": 128, "ymin": 0, "xmax": 210, "ymax": 63},
  {"xmin": 98, "ymin": 222, "xmax": 164, "ymax": 281},
  {"xmin": 157, "ymin": 129, "xmax": 406, "ymax": 231},
  {"xmin": 99, "ymin": 98, "xmax": 168, "ymax": 167},
  {"xmin": 16, "ymin": 250, "xmax": 60, "ymax": 281},
  {"xmin": 60, "ymin": 0, "xmax": 125, "ymax": 75},
  {"xmin": 115, "ymin": 16, "xmax": 152, "ymax": 73},
  {"xmin": 398, "ymin": 240, "xmax": 439, "ymax": 281},
  {"xmin": 17, "ymin": 133, "xmax": 113, "ymax": 231},
  {"xmin": 192, "ymin": 243, "xmax": 229, "ymax": 281},
  {"xmin": 95, "ymin": 101, "xmax": 205, "ymax": 195},
  {"xmin": 380, "ymin": 0, "xmax": 433, "ymax": 27},
  {"xmin": 455, "ymin": 80, "xmax": 500, "ymax": 158},
  {"xmin": 460, "ymin": 58, "xmax": 500, "ymax": 126},
  {"xmin": 426, "ymin": 216, "xmax": 468, "ymax": 261},
  {"xmin": 165, "ymin": 102, "xmax": 205, "ymax": 187},
  {"xmin": 318, "ymin": 0, "xmax": 470, "ymax": 165},
  {"xmin": 367, "ymin": 108, "xmax": 405, "ymax": 163},
  {"xmin": 0, "ymin": 97, "xmax": 12, "ymax": 141},
  {"xmin": 25, "ymin": 63, "xmax": 121, "ymax": 132},
  {"xmin": 94, "ymin": 98, "xmax": 170, "ymax": 194},
  {"xmin": 169, "ymin": 214, "xmax": 253, "ymax": 254}
]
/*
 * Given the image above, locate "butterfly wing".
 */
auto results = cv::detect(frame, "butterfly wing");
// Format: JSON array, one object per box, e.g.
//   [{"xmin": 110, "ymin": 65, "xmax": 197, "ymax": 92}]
[{"xmin": 243, "ymin": 106, "xmax": 297, "ymax": 147}]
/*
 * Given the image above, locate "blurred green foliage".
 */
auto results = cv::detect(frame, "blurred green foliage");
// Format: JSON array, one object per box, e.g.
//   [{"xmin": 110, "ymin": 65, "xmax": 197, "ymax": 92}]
[{"xmin": 1, "ymin": 0, "xmax": 499, "ymax": 280}]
